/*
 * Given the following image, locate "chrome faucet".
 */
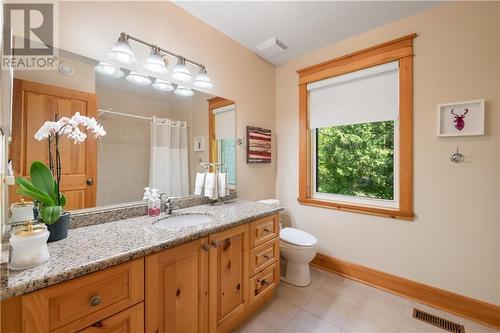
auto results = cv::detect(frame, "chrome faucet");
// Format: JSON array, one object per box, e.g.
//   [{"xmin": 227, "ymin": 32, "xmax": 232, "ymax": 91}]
[{"xmin": 160, "ymin": 194, "xmax": 179, "ymax": 214}]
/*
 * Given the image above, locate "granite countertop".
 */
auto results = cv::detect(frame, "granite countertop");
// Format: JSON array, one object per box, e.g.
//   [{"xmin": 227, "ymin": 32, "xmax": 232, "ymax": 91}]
[{"xmin": 1, "ymin": 200, "xmax": 282, "ymax": 299}]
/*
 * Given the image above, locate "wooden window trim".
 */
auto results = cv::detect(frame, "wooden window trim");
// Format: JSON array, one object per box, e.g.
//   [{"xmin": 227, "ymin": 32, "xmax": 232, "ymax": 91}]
[
  {"xmin": 297, "ymin": 34, "xmax": 416, "ymax": 220},
  {"xmin": 207, "ymin": 97, "xmax": 234, "ymax": 163}
]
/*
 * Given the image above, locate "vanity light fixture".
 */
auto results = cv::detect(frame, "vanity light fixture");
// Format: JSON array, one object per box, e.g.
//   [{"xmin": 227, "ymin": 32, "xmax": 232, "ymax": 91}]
[
  {"xmin": 144, "ymin": 47, "xmax": 167, "ymax": 74},
  {"xmin": 95, "ymin": 62, "xmax": 125, "ymax": 78},
  {"xmin": 152, "ymin": 78, "xmax": 175, "ymax": 92},
  {"xmin": 125, "ymin": 71, "xmax": 152, "ymax": 86},
  {"xmin": 109, "ymin": 32, "xmax": 212, "ymax": 89},
  {"xmin": 171, "ymin": 58, "xmax": 192, "ymax": 82},
  {"xmin": 193, "ymin": 67, "xmax": 213, "ymax": 89},
  {"xmin": 174, "ymin": 86, "xmax": 194, "ymax": 97},
  {"xmin": 109, "ymin": 33, "xmax": 137, "ymax": 64}
]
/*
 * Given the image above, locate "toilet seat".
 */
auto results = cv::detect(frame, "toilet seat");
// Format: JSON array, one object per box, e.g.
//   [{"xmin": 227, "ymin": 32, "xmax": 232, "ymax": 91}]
[
  {"xmin": 280, "ymin": 227, "xmax": 317, "ymax": 247},
  {"xmin": 280, "ymin": 241, "xmax": 317, "ymax": 251}
]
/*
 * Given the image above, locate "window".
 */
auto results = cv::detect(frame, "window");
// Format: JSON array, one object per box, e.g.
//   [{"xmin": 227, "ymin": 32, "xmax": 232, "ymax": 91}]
[
  {"xmin": 218, "ymin": 138, "xmax": 236, "ymax": 186},
  {"xmin": 297, "ymin": 34, "xmax": 415, "ymax": 220},
  {"xmin": 308, "ymin": 61, "xmax": 400, "ymax": 208},
  {"xmin": 313, "ymin": 120, "xmax": 398, "ymax": 208}
]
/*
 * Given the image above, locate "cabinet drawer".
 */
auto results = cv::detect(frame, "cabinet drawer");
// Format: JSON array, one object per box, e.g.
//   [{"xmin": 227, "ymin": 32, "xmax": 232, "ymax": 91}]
[
  {"xmin": 249, "ymin": 263, "xmax": 279, "ymax": 305},
  {"xmin": 249, "ymin": 238, "xmax": 279, "ymax": 277},
  {"xmin": 22, "ymin": 259, "xmax": 144, "ymax": 333},
  {"xmin": 79, "ymin": 302, "xmax": 144, "ymax": 333},
  {"xmin": 249, "ymin": 214, "xmax": 279, "ymax": 248}
]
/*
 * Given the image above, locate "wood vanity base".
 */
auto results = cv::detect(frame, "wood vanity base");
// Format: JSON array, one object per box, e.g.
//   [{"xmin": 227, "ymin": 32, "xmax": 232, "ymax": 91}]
[{"xmin": 1, "ymin": 213, "xmax": 280, "ymax": 333}]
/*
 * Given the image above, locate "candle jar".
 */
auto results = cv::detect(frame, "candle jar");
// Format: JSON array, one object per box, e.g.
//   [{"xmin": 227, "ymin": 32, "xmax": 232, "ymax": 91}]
[{"xmin": 9, "ymin": 221, "xmax": 49, "ymax": 270}]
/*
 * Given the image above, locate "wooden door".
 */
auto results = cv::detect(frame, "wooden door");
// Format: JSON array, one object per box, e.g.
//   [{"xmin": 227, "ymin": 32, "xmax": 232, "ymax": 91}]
[
  {"xmin": 145, "ymin": 238, "xmax": 209, "ymax": 333},
  {"xmin": 208, "ymin": 224, "xmax": 249, "ymax": 333},
  {"xmin": 79, "ymin": 302, "xmax": 144, "ymax": 333},
  {"xmin": 9, "ymin": 79, "xmax": 97, "ymax": 209}
]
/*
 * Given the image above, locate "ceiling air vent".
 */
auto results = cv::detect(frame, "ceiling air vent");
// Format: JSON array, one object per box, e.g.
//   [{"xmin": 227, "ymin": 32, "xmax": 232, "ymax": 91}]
[
  {"xmin": 255, "ymin": 37, "xmax": 288, "ymax": 58},
  {"xmin": 413, "ymin": 308, "xmax": 465, "ymax": 333}
]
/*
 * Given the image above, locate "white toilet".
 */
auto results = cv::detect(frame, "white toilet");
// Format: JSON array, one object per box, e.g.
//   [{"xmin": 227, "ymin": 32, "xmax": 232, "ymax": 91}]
[{"xmin": 280, "ymin": 227, "xmax": 318, "ymax": 287}]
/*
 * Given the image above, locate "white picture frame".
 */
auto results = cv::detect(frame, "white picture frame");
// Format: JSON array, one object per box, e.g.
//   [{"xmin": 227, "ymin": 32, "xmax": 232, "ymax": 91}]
[{"xmin": 437, "ymin": 99, "xmax": 485, "ymax": 137}]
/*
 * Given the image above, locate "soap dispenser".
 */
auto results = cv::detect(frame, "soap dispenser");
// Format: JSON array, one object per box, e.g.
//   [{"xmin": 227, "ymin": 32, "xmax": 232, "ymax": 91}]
[
  {"xmin": 143, "ymin": 187, "xmax": 151, "ymax": 202},
  {"xmin": 148, "ymin": 189, "xmax": 161, "ymax": 217},
  {"xmin": 9, "ymin": 220, "xmax": 50, "ymax": 270}
]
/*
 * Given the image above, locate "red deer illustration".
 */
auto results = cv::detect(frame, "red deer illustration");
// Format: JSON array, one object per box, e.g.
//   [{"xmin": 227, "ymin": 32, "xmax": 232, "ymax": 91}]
[{"xmin": 451, "ymin": 108, "xmax": 468, "ymax": 131}]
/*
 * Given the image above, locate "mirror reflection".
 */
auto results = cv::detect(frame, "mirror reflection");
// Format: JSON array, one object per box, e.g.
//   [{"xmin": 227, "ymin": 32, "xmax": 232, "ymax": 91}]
[{"xmin": 8, "ymin": 48, "xmax": 236, "ymax": 210}]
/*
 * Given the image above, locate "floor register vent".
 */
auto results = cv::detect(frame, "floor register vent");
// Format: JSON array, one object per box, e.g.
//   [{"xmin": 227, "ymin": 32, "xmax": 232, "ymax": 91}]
[{"xmin": 413, "ymin": 308, "xmax": 465, "ymax": 333}]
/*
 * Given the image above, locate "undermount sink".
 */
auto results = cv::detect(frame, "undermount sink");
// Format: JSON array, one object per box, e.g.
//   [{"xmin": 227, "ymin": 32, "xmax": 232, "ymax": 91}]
[{"xmin": 152, "ymin": 213, "xmax": 213, "ymax": 229}]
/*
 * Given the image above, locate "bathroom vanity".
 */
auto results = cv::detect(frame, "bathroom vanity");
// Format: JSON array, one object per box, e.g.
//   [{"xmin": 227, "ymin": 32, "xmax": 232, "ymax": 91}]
[{"xmin": 0, "ymin": 200, "xmax": 282, "ymax": 333}]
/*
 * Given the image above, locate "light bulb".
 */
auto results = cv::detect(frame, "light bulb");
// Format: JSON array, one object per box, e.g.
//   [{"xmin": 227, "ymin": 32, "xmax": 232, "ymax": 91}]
[
  {"xmin": 144, "ymin": 47, "xmax": 167, "ymax": 74},
  {"xmin": 95, "ymin": 62, "xmax": 124, "ymax": 78},
  {"xmin": 174, "ymin": 86, "xmax": 194, "ymax": 97},
  {"xmin": 193, "ymin": 67, "xmax": 213, "ymax": 89},
  {"xmin": 171, "ymin": 58, "xmax": 192, "ymax": 82},
  {"xmin": 108, "ymin": 33, "xmax": 137, "ymax": 64},
  {"xmin": 125, "ymin": 71, "xmax": 152, "ymax": 86},
  {"xmin": 152, "ymin": 79, "xmax": 174, "ymax": 92}
]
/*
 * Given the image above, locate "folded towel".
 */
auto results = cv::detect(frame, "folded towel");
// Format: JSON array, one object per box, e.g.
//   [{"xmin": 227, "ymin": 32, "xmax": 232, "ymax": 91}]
[
  {"xmin": 218, "ymin": 173, "xmax": 229, "ymax": 197},
  {"xmin": 258, "ymin": 199, "xmax": 280, "ymax": 205},
  {"xmin": 194, "ymin": 172, "xmax": 206, "ymax": 195},
  {"xmin": 204, "ymin": 172, "xmax": 219, "ymax": 200}
]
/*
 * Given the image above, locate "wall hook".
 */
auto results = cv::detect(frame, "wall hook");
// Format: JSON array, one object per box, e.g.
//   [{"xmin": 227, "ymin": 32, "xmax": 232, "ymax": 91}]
[{"xmin": 450, "ymin": 147, "xmax": 464, "ymax": 164}]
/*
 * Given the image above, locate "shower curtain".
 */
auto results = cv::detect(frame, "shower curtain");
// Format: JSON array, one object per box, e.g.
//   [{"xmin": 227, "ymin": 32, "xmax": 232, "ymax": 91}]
[{"xmin": 149, "ymin": 116, "xmax": 189, "ymax": 197}]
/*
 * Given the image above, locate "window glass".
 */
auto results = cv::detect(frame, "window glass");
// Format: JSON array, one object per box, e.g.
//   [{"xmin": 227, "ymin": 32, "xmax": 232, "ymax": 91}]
[
  {"xmin": 315, "ymin": 120, "xmax": 394, "ymax": 200},
  {"xmin": 218, "ymin": 138, "xmax": 236, "ymax": 185}
]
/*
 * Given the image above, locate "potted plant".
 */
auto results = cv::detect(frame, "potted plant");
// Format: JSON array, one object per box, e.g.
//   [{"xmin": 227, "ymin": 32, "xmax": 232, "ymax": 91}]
[
  {"xmin": 16, "ymin": 161, "xmax": 68, "ymax": 241},
  {"xmin": 16, "ymin": 112, "xmax": 105, "ymax": 241}
]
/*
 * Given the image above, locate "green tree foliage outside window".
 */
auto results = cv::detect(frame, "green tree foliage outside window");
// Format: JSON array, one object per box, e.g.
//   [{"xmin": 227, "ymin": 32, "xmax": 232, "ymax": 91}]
[{"xmin": 316, "ymin": 121, "xmax": 395, "ymax": 200}]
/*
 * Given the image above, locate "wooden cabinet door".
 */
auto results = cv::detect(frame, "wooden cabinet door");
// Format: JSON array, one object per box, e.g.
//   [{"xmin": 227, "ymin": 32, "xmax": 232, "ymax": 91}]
[
  {"xmin": 9, "ymin": 79, "xmax": 97, "ymax": 209},
  {"xmin": 145, "ymin": 238, "xmax": 209, "ymax": 333},
  {"xmin": 208, "ymin": 224, "xmax": 249, "ymax": 333},
  {"xmin": 79, "ymin": 302, "xmax": 144, "ymax": 333}
]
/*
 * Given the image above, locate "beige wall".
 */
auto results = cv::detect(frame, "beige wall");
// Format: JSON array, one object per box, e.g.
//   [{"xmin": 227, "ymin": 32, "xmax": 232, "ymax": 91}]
[
  {"xmin": 190, "ymin": 93, "xmax": 210, "ymax": 183},
  {"xmin": 57, "ymin": 1, "xmax": 276, "ymax": 201},
  {"xmin": 276, "ymin": 2, "xmax": 500, "ymax": 305},
  {"xmin": 14, "ymin": 53, "xmax": 95, "ymax": 93}
]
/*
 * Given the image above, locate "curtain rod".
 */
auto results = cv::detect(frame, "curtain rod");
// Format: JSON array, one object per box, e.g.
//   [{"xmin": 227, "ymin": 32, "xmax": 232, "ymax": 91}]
[{"xmin": 98, "ymin": 108, "xmax": 190, "ymax": 126}]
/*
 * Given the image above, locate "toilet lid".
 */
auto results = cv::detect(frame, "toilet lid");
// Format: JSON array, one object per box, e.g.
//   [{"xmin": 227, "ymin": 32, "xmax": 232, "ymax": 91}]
[{"xmin": 280, "ymin": 228, "xmax": 317, "ymax": 247}]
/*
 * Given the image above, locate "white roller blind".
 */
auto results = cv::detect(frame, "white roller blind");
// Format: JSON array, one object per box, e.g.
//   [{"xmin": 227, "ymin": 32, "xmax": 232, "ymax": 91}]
[
  {"xmin": 307, "ymin": 61, "xmax": 399, "ymax": 128},
  {"xmin": 213, "ymin": 104, "xmax": 235, "ymax": 140}
]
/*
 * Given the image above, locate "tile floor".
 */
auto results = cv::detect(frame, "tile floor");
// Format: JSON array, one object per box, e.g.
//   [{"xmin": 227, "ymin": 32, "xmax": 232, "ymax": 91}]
[{"xmin": 233, "ymin": 267, "xmax": 499, "ymax": 333}]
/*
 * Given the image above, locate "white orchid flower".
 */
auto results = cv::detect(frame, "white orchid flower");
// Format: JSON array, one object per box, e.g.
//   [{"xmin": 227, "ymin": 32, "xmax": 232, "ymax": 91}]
[{"xmin": 34, "ymin": 111, "xmax": 106, "ymax": 143}]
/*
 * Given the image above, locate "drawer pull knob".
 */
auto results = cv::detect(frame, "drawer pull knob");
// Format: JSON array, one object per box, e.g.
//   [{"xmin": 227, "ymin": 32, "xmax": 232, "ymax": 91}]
[
  {"xmin": 236, "ymin": 283, "xmax": 241, "ymax": 291},
  {"xmin": 176, "ymin": 288, "xmax": 181, "ymax": 297},
  {"xmin": 202, "ymin": 244, "xmax": 210, "ymax": 252},
  {"xmin": 90, "ymin": 295, "xmax": 101, "ymax": 306},
  {"xmin": 263, "ymin": 254, "xmax": 271, "ymax": 260},
  {"xmin": 263, "ymin": 227, "xmax": 271, "ymax": 233},
  {"xmin": 211, "ymin": 240, "xmax": 220, "ymax": 247},
  {"xmin": 260, "ymin": 279, "xmax": 270, "ymax": 287},
  {"xmin": 91, "ymin": 321, "xmax": 103, "ymax": 328}
]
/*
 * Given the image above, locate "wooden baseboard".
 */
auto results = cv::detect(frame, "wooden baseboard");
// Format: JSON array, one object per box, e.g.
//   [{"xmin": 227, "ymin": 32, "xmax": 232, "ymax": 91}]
[{"xmin": 311, "ymin": 253, "xmax": 500, "ymax": 329}]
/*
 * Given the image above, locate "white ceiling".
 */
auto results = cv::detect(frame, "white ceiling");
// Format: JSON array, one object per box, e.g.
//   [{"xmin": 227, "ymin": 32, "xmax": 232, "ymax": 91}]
[{"xmin": 175, "ymin": 1, "xmax": 439, "ymax": 65}]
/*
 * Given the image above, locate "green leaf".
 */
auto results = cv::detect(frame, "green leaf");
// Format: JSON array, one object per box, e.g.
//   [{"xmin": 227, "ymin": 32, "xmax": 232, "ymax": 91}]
[
  {"xmin": 15, "ymin": 177, "xmax": 55, "ymax": 205},
  {"xmin": 40, "ymin": 205, "xmax": 62, "ymax": 225},
  {"xmin": 29, "ymin": 161, "xmax": 56, "ymax": 201}
]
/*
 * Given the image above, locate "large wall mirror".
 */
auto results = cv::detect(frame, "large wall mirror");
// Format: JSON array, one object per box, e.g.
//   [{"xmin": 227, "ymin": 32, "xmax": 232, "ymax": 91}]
[{"xmin": 7, "ymin": 46, "xmax": 236, "ymax": 211}]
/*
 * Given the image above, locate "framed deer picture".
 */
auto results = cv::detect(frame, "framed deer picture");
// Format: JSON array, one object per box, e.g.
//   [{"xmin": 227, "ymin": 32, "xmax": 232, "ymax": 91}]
[{"xmin": 437, "ymin": 99, "xmax": 485, "ymax": 137}]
